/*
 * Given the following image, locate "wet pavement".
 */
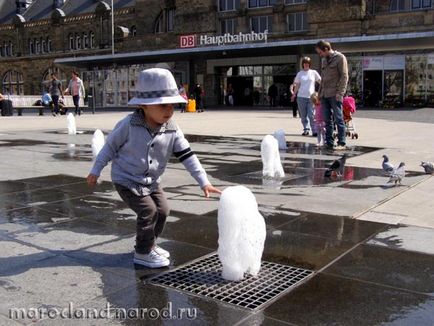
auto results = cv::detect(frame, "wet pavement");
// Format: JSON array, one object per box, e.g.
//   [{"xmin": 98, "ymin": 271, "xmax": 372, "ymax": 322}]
[{"xmin": 0, "ymin": 127, "xmax": 433, "ymax": 325}]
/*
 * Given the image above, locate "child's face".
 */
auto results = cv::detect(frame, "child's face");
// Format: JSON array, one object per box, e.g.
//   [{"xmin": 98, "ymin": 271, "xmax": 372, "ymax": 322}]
[{"xmin": 141, "ymin": 104, "xmax": 174, "ymax": 126}]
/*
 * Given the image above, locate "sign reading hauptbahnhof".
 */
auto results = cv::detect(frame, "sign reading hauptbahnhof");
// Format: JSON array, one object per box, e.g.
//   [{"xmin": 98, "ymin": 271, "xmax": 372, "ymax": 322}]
[{"xmin": 179, "ymin": 31, "xmax": 269, "ymax": 48}]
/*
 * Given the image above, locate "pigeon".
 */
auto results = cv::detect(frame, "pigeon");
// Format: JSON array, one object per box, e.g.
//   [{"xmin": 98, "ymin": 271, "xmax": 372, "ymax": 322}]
[
  {"xmin": 324, "ymin": 154, "xmax": 347, "ymax": 178},
  {"xmin": 387, "ymin": 162, "xmax": 405, "ymax": 186},
  {"xmin": 382, "ymin": 155, "xmax": 394, "ymax": 176},
  {"xmin": 420, "ymin": 161, "xmax": 434, "ymax": 174}
]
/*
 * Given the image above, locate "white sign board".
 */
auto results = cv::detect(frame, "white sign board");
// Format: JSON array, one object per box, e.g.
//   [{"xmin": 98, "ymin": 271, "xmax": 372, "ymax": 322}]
[
  {"xmin": 383, "ymin": 56, "xmax": 405, "ymax": 70},
  {"xmin": 362, "ymin": 57, "xmax": 383, "ymax": 70}
]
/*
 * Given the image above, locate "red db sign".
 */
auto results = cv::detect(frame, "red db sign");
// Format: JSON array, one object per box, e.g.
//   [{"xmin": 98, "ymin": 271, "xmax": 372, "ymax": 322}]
[{"xmin": 180, "ymin": 35, "xmax": 196, "ymax": 48}]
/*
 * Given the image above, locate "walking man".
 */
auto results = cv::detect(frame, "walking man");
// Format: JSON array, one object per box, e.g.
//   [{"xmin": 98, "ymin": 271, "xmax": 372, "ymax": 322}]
[
  {"xmin": 315, "ymin": 40, "xmax": 349, "ymax": 150},
  {"xmin": 64, "ymin": 71, "xmax": 85, "ymax": 116}
]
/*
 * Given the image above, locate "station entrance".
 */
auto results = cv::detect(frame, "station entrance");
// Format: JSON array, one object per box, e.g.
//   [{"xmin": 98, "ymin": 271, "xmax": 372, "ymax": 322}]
[{"xmin": 220, "ymin": 64, "xmax": 296, "ymax": 106}]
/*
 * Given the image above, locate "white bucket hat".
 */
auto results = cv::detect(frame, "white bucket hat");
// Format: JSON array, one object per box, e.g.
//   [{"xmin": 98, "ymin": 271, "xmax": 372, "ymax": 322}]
[{"xmin": 128, "ymin": 68, "xmax": 187, "ymax": 106}]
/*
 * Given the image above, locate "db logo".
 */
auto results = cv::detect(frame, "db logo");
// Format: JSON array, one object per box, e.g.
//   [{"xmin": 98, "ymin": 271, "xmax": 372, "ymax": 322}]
[{"xmin": 180, "ymin": 35, "xmax": 196, "ymax": 48}]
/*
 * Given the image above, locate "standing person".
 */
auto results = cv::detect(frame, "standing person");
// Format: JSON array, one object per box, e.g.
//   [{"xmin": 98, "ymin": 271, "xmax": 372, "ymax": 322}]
[
  {"xmin": 87, "ymin": 68, "xmax": 221, "ymax": 268},
  {"xmin": 268, "ymin": 83, "xmax": 278, "ymax": 107},
  {"xmin": 291, "ymin": 57, "xmax": 321, "ymax": 136},
  {"xmin": 310, "ymin": 92, "xmax": 325, "ymax": 147},
  {"xmin": 315, "ymin": 40, "xmax": 349, "ymax": 150},
  {"xmin": 226, "ymin": 83, "xmax": 234, "ymax": 106},
  {"xmin": 64, "ymin": 71, "xmax": 85, "ymax": 116},
  {"xmin": 178, "ymin": 84, "xmax": 187, "ymax": 113},
  {"xmin": 289, "ymin": 82, "xmax": 298, "ymax": 118},
  {"xmin": 49, "ymin": 73, "xmax": 63, "ymax": 116},
  {"xmin": 194, "ymin": 83, "xmax": 204, "ymax": 113}
]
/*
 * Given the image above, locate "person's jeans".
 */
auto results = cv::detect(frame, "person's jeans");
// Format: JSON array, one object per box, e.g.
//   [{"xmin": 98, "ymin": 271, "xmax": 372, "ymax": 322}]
[
  {"xmin": 296, "ymin": 97, "xmax": 315, "ymax": 133},
  {"xmin": 321, "ymin": 96, "xmax": 346, "ymax": 146},
  {"xmin": 52, "ymin": 95, "xmax": 59, "ymax": 114},
  {"xmin": 73, "ymin": 95, "xmax": 80, "ymax": 115},
  {"xmin": 115, "ymin": 184, "xmax": 170, "ymax": 254}
]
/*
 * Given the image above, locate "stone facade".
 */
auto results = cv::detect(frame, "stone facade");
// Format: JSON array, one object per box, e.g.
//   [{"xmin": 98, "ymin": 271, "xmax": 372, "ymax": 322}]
[{"xmin": 0, "ymin": 0, "xmax": 434, "ymax": 106}]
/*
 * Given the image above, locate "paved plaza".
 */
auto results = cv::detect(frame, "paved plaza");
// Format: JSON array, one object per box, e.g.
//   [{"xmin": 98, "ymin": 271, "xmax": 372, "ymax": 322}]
[{"xmin": 0, "ymin": 108, "xmax": 434, "ymax": 325}]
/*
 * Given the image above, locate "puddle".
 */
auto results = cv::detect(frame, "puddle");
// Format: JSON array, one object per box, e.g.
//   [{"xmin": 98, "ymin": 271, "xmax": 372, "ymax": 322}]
[{"xmin": 45, "ymin": 130, "xmax": 108, "ymax": 135}]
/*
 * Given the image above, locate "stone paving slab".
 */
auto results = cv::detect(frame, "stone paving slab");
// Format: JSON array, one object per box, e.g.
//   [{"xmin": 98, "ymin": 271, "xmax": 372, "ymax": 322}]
[
  {"xmin": 0, "ymin": 111, "xmax": 433, "ymax": 325},
  {"xmin": 264, "ymin": 273, "xmax": 434, "ymax": 326},
  {"xmin": 323, "ymin": 243, "xmax": 434, "ymax": 295}
]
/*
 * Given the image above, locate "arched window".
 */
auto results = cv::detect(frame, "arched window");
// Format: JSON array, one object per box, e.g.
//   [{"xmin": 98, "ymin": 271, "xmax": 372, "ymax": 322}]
[
  {"xmin": 2, "ymin": 70, "xmax": 24, "ymax": 95},
  {"xmin": 41, "ymin": 38, "xmax": 46, "ymax": 53},
  {"xmin": 42, "ymin": 67, "xmax": 65, "ymax": 93},
  {"xmin": 29, "ymin": 39, "xmax": 35, "ymax": 54},
  {"xmin": 35, "ymin": 39, "xmax": 40, "ymax": 54},
  {"xmin": 69, "ymin": 33, "xmax": 74, "ymax": 50},
  {"xmin": 90, "ymin": 31, "xmax": 95, "ymax": 48},
  {"xmin": 83, "ymin": 33, "xmax": 88, "ymax": 48},
  {"xmin": 47, "ymin": 37, "xmax": 52, "ymax": 52},
  {"xmin": 0, "ymin": 45, "xmax": 3, "ymax": 57},
  {"xmin": 154, "ymin": 12, "xmax": 163, "ymax": 33},
  {"xmin": 154, "ymin": 9, "xmax": 176, "ymax": 34},
  {"xmin": 166, "ymin": 9, "xmax": 175, "ymax": 32},
  {"xmin": 4, "ymin": 42, "xmax": 10, "ymax": 56},
  {"xmin": 76, "ymin": 33, "xmax": 81, "ymax": 49},
  {"xmin": 9, "ymin": 41, "xmax": 13, "ymax": 56},
  {"xmin": 131, "ymin": 25, "xmax": 137, "ymax": 37}
]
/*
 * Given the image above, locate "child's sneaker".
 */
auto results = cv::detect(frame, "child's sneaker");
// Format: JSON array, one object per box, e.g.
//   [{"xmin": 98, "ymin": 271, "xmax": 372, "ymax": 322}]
[
  {"xmin": 133, "ymin": 250, "xmax": 170, "ymax": 268},
  {"xmin": 335, "ymin": 145, "xmax": 347, "ymax": 151},
  {"xmin": 154, "ymin": 245, "xmax": 170, "ymax": 258}
]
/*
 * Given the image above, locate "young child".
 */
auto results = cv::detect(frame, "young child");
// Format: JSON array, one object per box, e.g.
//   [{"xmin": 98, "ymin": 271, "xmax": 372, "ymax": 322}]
[
  {"xmin": 87, "ymin": 68, "xmax": 221, "ymax": 268},
  {"xmin": 310, "ymin": 92, "xmax": 325, "ymax": 147}
]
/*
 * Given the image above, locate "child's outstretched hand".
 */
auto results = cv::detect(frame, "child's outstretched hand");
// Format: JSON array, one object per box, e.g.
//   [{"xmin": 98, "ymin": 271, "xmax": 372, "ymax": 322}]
[
  {"xmin": 87, "ymin": 174, "xmax": 98, "ymax": 188},
  {"xmin": 202, "ymin": 184, "xmax": 222, "ymax": 198}
]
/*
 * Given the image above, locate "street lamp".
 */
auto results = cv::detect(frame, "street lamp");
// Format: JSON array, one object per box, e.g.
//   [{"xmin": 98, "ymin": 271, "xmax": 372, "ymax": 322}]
[{"xmin": 111, "ymin": 0, "xmax": 114, "ymax": 56}]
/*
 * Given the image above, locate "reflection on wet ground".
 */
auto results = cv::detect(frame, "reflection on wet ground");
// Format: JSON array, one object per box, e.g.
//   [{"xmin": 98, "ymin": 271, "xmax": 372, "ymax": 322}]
[{"xmin": 0, "ymin": 133, "xmax": 433, "ymax": 325}]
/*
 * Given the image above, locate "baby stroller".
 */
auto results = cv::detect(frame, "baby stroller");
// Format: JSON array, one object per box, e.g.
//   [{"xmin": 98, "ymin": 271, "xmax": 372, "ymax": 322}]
[{"xmin": 342, "ymin": 96, "xmax": 358, "ymax": 139}]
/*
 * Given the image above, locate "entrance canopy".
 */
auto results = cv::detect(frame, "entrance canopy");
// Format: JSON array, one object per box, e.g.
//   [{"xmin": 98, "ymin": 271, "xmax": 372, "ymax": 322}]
[{"xmin": 54, "ymin": 31, "xmax": 434, "ymax": 69}]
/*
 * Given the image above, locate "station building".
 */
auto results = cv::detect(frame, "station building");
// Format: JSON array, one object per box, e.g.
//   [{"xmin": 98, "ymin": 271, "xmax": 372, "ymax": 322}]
[{"xmin": 0, "ymin": 0, "xmax": 434, "ymax": 109}]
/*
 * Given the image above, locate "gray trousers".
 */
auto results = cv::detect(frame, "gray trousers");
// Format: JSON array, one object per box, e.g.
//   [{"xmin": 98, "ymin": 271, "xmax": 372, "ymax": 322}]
[{"xmin": 115, "ymin": 184, "xmax": 170, "ymax": 254}]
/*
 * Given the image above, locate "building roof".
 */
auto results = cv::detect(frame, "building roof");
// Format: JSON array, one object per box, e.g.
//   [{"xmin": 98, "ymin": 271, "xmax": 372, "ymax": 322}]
[
  {"xmin": 61, "ymin": 0, "xmax": 134, "ymax": 16},
  {"xmin": 0, "ymin": 0, "xmax": 135, "ymax": 23},
  {"xmin": 0, "ymin": 1, "xmax": 18, "ymax": 24}
]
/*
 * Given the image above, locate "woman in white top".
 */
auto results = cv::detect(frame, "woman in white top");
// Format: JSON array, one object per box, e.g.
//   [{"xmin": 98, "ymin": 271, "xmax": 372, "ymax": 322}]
[{"xmin": 291, "ymin": 57, "xmax": 321, "ymax": 136}]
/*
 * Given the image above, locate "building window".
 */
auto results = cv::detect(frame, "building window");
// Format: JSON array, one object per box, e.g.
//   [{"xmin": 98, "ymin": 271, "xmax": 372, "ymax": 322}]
[
  {"xmin": 83, "ymin": 33, "xmax": 88, "ymax": 48},
  {"xmin": 42, "ymin": 67, "xmax": 65, "ymax": 93},
  {"xmin": 155, "ymin": 12, "xmax": 163, "ymax": 33},
  {"xmin": 411, "ymin": 0, "xmax": 432, "ymax": 8},
  {"xmin": 287, "ymin": 12, "xmax": 307, "ymax": 32},
  {"xmin": 249, "ymin": 0, "xmax": 276, "ymax": 8},
  {"xmin": 76, "ymin": 33, "xmax": 81, "ymax": 49},
  {"xmin": 47, "ymin": 38, "xmax": 52, "ymax": 52},
  {"xmin": 90, "ymin": 31, "xmax": 95, "ymax": 48},
  {"xmin": 35, "ymin": 39, "xmax": 40, "ymax": 54},
  {"xmin": 251, "ymin": 15, "xmax": 272, "ymax": 33},
  {"xmin": 2, "ymin": 70, "xmax": 24, "ymax": 95},
  {"xmin": 219, "ymin": 0, "xmax": 240, "ymax": 11},
  {"xmin": 0, "ymin": 45, "xmax": 3, "ymax": 57},
  {"xmin": 69, "ymin": 34, "xmax": 74, "ymax": 50},
  {"xmin": 154, "ymin": 9, "xmax": 177, "ymax": 33},
  {"xmin": 131, "ymin": 25, "xmax": 137, "ymax": 36},
  {"xmin": 29, "ymin": 39, "xmax": 34, "ymax": 54},
  {"xmin": 41, "ymin": 38, "xmax": 46, "ymax": 53},
  {"xmin": 221, "ymin": 18, "xmax": 237, "ymax": 34},
  {"xmin": 285, "ymin": 0, "xmax": 307, "ymax": 4},
  {"xmin": 167, "ymin": 9, "xmax": 175, "ymax": 32}
]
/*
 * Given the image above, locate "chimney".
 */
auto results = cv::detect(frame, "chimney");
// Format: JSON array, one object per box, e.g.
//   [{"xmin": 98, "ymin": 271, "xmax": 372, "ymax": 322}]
[{"xmin": 15, "ymin": 0, "xmax": 32, "ymax": 14}]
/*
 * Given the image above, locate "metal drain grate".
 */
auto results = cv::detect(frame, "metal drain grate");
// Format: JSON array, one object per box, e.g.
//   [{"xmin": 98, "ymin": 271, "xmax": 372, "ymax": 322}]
[{"xmin": 149, "ymin": 253, "xmax": 313, "ymax": 310}]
